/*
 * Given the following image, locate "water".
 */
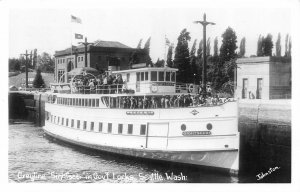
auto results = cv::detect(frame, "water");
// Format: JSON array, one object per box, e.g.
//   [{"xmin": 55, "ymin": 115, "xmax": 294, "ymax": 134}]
[{"xmin": 8, "ymin": 121, "xmax": 286, "ymax": 183}]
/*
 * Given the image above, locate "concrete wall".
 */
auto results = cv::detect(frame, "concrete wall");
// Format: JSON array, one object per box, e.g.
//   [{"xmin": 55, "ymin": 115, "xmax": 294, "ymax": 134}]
[{"xmin": 238, "ymin": 99, "xmax": 291, "ymax": 176}]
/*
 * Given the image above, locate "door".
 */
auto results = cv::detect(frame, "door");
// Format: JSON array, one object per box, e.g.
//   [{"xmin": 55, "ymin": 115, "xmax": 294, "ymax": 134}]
[
  {"xmin": 146, "ymin": 123, "xmax": 169, "ymax": 149},
  {"xmin": 242, "ymin": 78, "xmax": 248, "ymax": 99},
  {"xmin": 257, "ymin": 78, "xmax": 263, "ymax": 99}
]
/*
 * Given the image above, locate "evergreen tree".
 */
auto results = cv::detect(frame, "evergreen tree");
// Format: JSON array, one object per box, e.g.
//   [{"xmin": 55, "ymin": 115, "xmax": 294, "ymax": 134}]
[
  {"xmin": 238, "ymin": 37, "xmax": 246, "ymax": 57},
  {"xmin": 144, "ymin": 37, "xmax": 152, "ymax": 65},
  {"xmin": 262, "ymin": 33, "xmax": 273, "ymax": 56},
  {"xmin": 288, "ymin": 36, "xmax": 292, "ymax": 57},
  {"xmin": 218, "ymin": 27, "xmax": 237, "ymax": 90},
  {"xmin": 166, "ymin": 44, "xmax": 174, "ymax": 67},
  {"xmin": 33, "ymin": 68, "xmax": 45, "ymax": 88},
  {"xmin": 174, "ymin": 28, "xmax": 192, "ymax": 83},
  {"xmin": 137, "ymin": 39, "xmax": 143, "ymax": 49},
  {"xmin": 275, "ymin": 33, "xmax": 281, "ymax": 57},
  {"xmin": 154, "ymin": 58, "xmax": 165, "ymax": 67},
  {"xmin": 285, "ymin": 34, "xmax": 289, "ymax": 57},
  {"xmin": 257, "ymin": 35, "xmax": 263, "ymax": 56},
  {"xmin": 206, "ymin": 38, "xmax": 211, "ymax": 56},
  {"xmin": 196, "ymin": 39, "xmax": 203, "ymax": 83},
  {"xmin": 190, "ymin": 39, "xmax": 199, "ymax": 83},
  {"xmin": 37, "ymin": 52, "xmax": 55, "ymax": 73},
  {"xmin": 213, "ymin": 37, "xmax": 218, "ymax": 57}
]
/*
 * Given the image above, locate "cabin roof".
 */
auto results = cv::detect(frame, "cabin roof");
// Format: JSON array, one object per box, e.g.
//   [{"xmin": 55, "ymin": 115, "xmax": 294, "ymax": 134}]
[{"xmin": 111, "ymin": 67, "xmax": 178, "ymax": 74}]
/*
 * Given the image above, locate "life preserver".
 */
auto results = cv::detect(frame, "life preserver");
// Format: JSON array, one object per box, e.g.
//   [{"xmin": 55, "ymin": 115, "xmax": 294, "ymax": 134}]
[
  {"xmin": 188, "ymin": 84, "xmax": 194, "ymax": 93},
  {"xmin": 151, "ymin": 84, "xmax": 158, "ymax": 93}
]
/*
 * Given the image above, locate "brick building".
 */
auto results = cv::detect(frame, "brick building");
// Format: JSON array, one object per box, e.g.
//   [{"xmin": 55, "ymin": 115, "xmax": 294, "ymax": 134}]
[
  {"xmin": 236, "ymin": 56, "xmax": 291, "ymax": 100},
  {"xmin": 54, "ymin": 40, "xmax": 147, "ymax": 82}
]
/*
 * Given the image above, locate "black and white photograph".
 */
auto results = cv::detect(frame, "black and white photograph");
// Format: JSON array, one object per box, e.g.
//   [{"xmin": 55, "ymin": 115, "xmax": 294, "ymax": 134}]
[{"xmin": 2, "ymin": 0, "xmax": 300, "ymax": 191}]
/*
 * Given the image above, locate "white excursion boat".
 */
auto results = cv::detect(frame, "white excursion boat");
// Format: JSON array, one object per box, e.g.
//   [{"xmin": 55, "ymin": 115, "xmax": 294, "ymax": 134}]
[{"xmin": 43, "ymin": 65, "xmax": 239, "ymax": 174}]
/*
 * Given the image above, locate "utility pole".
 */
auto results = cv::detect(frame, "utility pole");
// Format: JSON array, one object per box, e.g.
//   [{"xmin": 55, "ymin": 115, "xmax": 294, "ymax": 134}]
[
  {"xmin": 194, "ymin": 13, "xmax": 215, "ymax": 97},
  {"xmin": 79, "ymin": 37, "xmax": 92, "ymax": 68},
  {"xmin": 21, "ymin": 50, "xmax": 31, "ymax": 89}
]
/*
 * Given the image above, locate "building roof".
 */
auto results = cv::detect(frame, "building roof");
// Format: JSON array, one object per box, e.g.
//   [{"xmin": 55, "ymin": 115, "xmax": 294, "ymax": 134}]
[{"xmin": 55, "ymin": 40, "xmax": 134, "ymax": 57}]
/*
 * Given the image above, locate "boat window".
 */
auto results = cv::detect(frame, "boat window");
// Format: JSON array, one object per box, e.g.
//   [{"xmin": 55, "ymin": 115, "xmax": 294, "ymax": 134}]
[
  {"xmin": 66, "ymin": 118, "xmax": 69, "ymax": 126},
  {"xmin": 128, "ymin": 124, "xmax": 133, "ymax": 134},
  {"xmin": 141, "ymin": 72, "xmax": 144, "ymax": 81},
  {"xmin": 77, "ymin": 120, "xmax": 80, "ymax": 129},
  {"xmin": 166, "ymin": 72, "xmax": 171, "ymax": 82},
  {"xmin": 126, "ymin": 73, "xmax": 130, "ymax": 82},
  {"xmin": 71, "ymin": 119, "xmax": 74, "ymax": 127},
  {"xmin": 79, "ymin": 98, "xmax": 81, "ymax": 106},
  {"xmin": 140, "ymin": 124, "xmax": 146, "ymax": 135},
  {"xmin": 171, "ymin": 72, "xmax": 175, "ymax": 82},
  {"xmin": 96, "ymin": 99, "xmax": 99, "ymax": 107},
  {"xmin": 83, "ymin": 121, "xmax": 87, "ymax": 130},
  {"xmin": 151, "ymin": 71, "xmax": 157, "ymax": 81},
  {"xmin": 99, "ymin": 122, "xmax": 103, "ymax": 132},
  {"xmin": 118, "ymin": 124, "xmax": 123, "ymax": 134},
  {"xmin": 73, "ymin": 98, "xmax": 75, "ymax": 106},
  {"xmin": 62, "ymin": 118, "xmax": 64, "ymax": 125},
  {"xmin": 108, "ymin": 123, "xmax": 112, "ymax": 133},
  {"xmin": 92, "ymin": 99, "xmax": 95, "ymax": 107},
  {"xmin": 145, "ymin": 72, "xmax": 148, "ymax": 81},
  {"xmin": 90, "ymin": 122, "xmax": 94, "ymax": 131},
  {"xmin": 137, "ymin": 72, "xmax": 140, "ymax": 81},
  {"xmin": 51, "ymin": 115, "xmax": 53, "ymax": 122},
  {"xmin": 89, "ymin": 99, "xmax": 92, "ymax": 107},
  {"xmin": 58, "ymin": 117, "xmax": 60, "ymax": 124},
  {"xmin": 159, "ymin": 71, "xmax": 164, "ymax": 81},
  {"xmin": 85, "ymin": 99, "xmax": 88, "ymax": 106}
]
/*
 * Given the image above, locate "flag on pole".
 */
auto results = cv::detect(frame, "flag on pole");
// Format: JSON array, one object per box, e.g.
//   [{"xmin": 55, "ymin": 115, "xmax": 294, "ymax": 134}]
[
  {"xmin": 165, "ymin": 37, "xmax": 170, "ymax": 46},
  {"xmin": 71, "ymin": 15, "xmax": 82, "ymax": 23},
  {"xmin": 75, "ymin": 33, "xmax": 83, "ymax": 39}
]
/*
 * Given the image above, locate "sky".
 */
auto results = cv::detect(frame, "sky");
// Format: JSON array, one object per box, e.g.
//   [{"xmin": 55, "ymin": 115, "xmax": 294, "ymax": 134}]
[{"xmin": 8, "ymin": 0, "xmax": 292, "ymax": 62}]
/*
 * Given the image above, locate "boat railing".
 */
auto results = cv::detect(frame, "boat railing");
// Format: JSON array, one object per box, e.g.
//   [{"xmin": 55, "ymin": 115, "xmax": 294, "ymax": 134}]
[{"xmin": 73, "ymin": 84, "xmax": 125, "ymax": 94}]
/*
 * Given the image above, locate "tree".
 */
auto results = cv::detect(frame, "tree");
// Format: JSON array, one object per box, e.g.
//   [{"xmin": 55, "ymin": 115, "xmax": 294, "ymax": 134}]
[
  {"xmin": 196, "ymin": 39, "xmax": 203, "ymax": 83},
  {"xmin": 32, "ymin": 68, "xmax": 45, "ymax": 88},
  {"xmin": 275, "ymin": 33, "xmax": 281, "ymax": 57},
  {"xmin": 144, "ymin": 37, "xmax": 152, "ymax": 66},
  {"xmin": 154, "ymin": 58, "xmax": 165, "ymax": 67},
  {"xmin": 288, "ymin": 36, "xmax": 292, "ymax": 57},
  {"xmin": 206, "ymin": 38, "xmax": 211, "ymax": 56},
  {"xmin": 257, "ymin": 35, "xmax": 263, "ymax": 56},
  {"xmin": 137, "ymin": 39, "xmax": 143, "ymax": 49},
  {"xmin": 262, "ymin": 33, "xmax": 273, "ymax": 56},
  {"xmin": 166, "ymin": 43, "xmax": 174, "ymax": 67},
  {"xmin": 37, "ymin": 52, "xmax": 55, "ymax": 73},
  {"xmin": 8, "ymin": 58, "xmax": 21, "ymax": 72},
  {"xmin": 190, "ymin": 39, "xmax": 199, "ymax": 83},
  {"xmin": 213, "ymin": 37, "xmax": 218, "ymax": 57},
  {"xmin": 217, "ymin": 27, "xmax": 237, "ymax": 90},
  {"xmin": 238, "ymin": 37, "xmax": 246, "ymax": 57},
  {"xmin": 285, "ymin": 34, "xmax": 292, "ymax": 57},
  {"xmin": 174, "ymin": 28, "xmax": 192, "ymax": 83}
]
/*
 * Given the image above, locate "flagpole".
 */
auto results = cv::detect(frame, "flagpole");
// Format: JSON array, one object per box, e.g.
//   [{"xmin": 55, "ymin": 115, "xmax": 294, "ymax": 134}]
[{"xmin": 164, "ymin": 35, "xmax": 167, "ymax": 67}]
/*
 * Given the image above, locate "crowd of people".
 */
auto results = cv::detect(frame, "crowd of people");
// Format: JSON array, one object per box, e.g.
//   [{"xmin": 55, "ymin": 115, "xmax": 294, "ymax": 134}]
[
  {"xmin": 107, "ymin": 94, "xmax": 230, "ymax": 109},
  {"xmin": 73, "ymin": 73, "xmax": 124, "ymax": 94}
]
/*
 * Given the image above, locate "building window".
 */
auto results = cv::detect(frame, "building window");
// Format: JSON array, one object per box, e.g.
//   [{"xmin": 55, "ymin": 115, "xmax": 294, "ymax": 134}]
[
  {"xmin": 159, "ymin": 71, "xmax": 164, "ymax": 81},
  {"xmin": 96, "ymin": 99, "xmax": 99, "ymax": 107},
  {"xmin": 118, "ymin": 124, "xmax": 123, "ymax": 134},
  {"xmin": 126, "ymin": 73, "xmax": 130, "ymax": 82},
  {"xmin": 77, "ymin": 120, "xmax": 80, "ymax": 129},
  {"xmin": 151, "ymin": 71, "xmax": 157, "ymax": 81},
  {"xmin": 99, "ymin": 122, "xmax": 103, "ymax": 132},
  {"xmin": 71, "ymin": 119, "xmax": 74, "ymax": 127},
  {"xmin": 141, "ymin": 72, "xmax": 144, "ymax": 81},
  {"xmin": 140, "ymin": 124, "xmax": 146, "ymax": 135},
  {"xmin": 128, "ymin": 124, "xmax": 133, "ymax": 134},
  {"xmin": 108, "ymin": 123, "xmax": 112, "ymax": 133},
  {"xmin": 83, "ymin": 121, "xmax": 87, "ymax": 130},
  {"xmin": 242, "ymin": 78, "xmax": 248, "ymax": 99},
  {"xmin": 137, "ymin": 72, "xmax": 140, "ymax": 81},
  {"xmin": 58, "ymin": 70, "xmax": 65, "ymax": 83},
  {"xmin": 166, "ymin": 72, "xmax": 171, "ymax": 81},
  {"xmin": 90, "ymin": 122, "xmax": 94, "ymax": 131},
  {"xmin": 171, "ymin": 72, "xmax": 175, "ymax": 82},
  {"xmin": 145, "ymin": 72, "xmax": 148, "ymax": 81}
]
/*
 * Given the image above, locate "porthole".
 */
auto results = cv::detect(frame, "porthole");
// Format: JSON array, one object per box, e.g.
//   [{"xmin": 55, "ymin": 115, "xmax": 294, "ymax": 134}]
[
  {"xmin": 181, "ymin": 124, "xmax": 186, "ymax": 131},
  {"xmin": 206, "ymin": 123, "xmax": 213, "ymax": 130}
]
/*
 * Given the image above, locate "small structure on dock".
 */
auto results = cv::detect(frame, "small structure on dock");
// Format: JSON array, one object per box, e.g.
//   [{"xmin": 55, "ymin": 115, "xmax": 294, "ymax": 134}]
[{"xmin": 236, "ymin": 56, "xmax": 291, "ymax": 100}]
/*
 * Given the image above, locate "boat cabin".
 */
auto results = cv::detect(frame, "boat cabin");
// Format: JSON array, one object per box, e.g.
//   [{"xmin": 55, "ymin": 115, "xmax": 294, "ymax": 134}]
[{"xmin": 112, "ymin": 66, "xmax": 178, "ymax": 94}]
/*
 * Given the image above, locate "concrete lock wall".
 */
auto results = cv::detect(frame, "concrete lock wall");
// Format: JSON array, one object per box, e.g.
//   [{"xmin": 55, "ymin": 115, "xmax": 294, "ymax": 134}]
[{"xmin": 238, "ymin": 100, "xmax": 291, "ymax": 174}]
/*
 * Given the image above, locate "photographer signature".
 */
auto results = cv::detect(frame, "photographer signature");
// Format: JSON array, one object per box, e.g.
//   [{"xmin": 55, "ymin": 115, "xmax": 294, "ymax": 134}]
[{"xmin": 256, "ymin": 166, "xmax": 280, "ymax": 180}]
